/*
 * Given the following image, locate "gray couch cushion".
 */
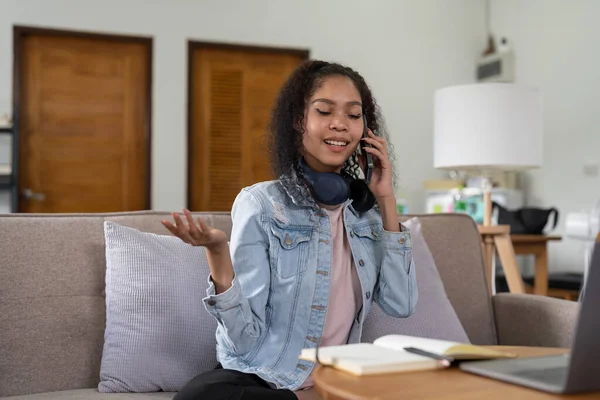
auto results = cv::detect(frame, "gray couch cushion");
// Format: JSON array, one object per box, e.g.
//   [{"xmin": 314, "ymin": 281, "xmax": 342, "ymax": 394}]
[
  {"xmin": 2, "ymin": 389, "xmax": 175, "ymax": 399},
  {"xmin": 99, "ymin": 222, "xmax": 217, "ymax": 393},
  {"xmin": 361, "ymin": 217, "xmax": 470, "ymax": 343},
  {"xmin": 0, "ymin": 216, "xmax": 107, "ymax": 398}
]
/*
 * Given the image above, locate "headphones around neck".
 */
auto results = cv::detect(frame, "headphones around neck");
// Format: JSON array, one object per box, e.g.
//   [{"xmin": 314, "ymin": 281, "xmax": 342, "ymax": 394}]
[{"xmin": 299, "ymin": 158, "xmax": 376, "ymax": 213}]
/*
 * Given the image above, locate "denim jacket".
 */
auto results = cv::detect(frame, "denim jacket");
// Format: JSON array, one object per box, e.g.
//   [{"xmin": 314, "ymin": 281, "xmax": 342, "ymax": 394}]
[{"xmin": 202, "ymin": 168, "xmax": 417, "ymax": 390}]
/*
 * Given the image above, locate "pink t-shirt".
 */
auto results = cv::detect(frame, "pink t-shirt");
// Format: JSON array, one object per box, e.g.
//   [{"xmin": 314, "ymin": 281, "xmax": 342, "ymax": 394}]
[{"xmin": 298, "ymin": 204, "xmax": 362, "ymax": 389}]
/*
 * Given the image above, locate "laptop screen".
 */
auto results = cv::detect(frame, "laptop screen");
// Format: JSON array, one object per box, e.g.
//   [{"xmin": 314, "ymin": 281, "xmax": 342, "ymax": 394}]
[{"xmin": 579, "ymin": 241, "xmax": 600, "ymax": 303}]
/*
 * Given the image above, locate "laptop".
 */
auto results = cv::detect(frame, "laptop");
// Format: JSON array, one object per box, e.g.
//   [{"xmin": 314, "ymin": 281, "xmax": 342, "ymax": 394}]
[{"xmin": 459, "ymin": 241, "xmax": 600, "ymax": 394}]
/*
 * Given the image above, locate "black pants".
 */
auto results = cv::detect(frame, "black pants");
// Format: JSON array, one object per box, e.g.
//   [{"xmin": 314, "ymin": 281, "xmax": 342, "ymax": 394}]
[{"xmin": 173, "ymin": 364, "xmax": 298, "ymax": 400}]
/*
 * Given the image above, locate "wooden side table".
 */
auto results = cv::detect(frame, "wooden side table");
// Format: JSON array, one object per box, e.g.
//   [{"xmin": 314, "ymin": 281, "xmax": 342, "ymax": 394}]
[
  {"xmin": 511, "ymin": 235, "xmax": 562, "ymax": 296},
  {"xmin": 313, "ymin": 346, "xmax": 600, "ymax": 399}
]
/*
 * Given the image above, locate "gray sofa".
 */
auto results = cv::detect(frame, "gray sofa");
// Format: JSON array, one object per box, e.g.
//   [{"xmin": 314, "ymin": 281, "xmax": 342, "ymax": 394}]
[{"xmin": 0, "ymin": 211, "xmax": 580, "ymax": 399}]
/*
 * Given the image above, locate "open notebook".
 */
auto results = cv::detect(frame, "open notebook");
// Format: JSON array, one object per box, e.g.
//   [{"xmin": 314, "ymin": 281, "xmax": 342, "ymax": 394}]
[{"xmin": 299, "ymin": 334, "xmax": 517, "ymax": 376}]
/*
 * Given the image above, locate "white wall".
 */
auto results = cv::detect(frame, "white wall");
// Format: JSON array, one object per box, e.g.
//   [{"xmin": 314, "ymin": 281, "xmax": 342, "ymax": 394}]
[
  {"xmin": 0, "ymin": 0, "xmax": 486, "ymax": 214},
  {"xmin": 491, "ymin": 0, "xmax": 600, "ymax": 274}
]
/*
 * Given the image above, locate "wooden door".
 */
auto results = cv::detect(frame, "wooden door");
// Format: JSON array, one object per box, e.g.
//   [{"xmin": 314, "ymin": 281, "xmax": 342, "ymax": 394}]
[
  {"xmin": 188, "ymin": 43, "xmax": 308, "ymax": 211},
  {"xmin": 15, "ymin": 28, "xmax": 151, "ymax": 213}
]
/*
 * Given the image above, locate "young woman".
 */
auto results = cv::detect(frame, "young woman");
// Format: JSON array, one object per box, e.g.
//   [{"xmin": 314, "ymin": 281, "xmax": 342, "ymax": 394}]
[{"xmin": 163, "ymin": 60, "xmax": 417, "ymax": 400}]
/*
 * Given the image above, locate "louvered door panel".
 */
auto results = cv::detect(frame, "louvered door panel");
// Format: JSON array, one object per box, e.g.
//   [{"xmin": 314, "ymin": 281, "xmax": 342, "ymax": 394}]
[
  {"xmin": 189, "ymin": 45, "xmax": 306, "ymax": 211},
  {"xmin": 208, "ymin": 69, "xmax": 243, "ymax": 211},
  {"xmin": 244, "ymin": 54, "xmax": 302, "ymax": 185}
]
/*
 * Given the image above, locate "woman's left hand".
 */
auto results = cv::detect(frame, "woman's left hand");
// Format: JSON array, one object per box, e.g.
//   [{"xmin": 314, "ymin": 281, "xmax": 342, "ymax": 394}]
[{"xmin": 359, "ymin": 130, "xmax": 395, "ymax": 200}]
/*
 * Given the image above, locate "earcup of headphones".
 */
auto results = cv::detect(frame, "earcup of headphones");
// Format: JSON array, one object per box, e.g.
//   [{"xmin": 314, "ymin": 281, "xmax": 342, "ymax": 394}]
[
  {"xmin": 309, "ymin": 172, "xmax": 350, "ymax": 205},
  {"xmin": 299, "ymin": 158, "xmax": 351, "ymax": 205},
  {"xmin": 298, "ymin": 157, "xmax": 375, "ymax": 211},
  {"xmin": 348, "ymin": 179, "xmax": 376, "ymax": 213}
]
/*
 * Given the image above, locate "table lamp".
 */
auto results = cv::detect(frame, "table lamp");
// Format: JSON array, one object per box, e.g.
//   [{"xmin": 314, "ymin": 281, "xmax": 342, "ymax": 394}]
[{"xmin": 433, "ymin": 83, "xmax": 543, "ymax": 294}]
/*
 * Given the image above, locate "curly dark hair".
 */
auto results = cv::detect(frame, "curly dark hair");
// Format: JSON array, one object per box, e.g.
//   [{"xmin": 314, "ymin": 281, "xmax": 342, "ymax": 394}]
[{"xmin": 265, "ymin": 59, "xmax": 398, "ymax": 188}]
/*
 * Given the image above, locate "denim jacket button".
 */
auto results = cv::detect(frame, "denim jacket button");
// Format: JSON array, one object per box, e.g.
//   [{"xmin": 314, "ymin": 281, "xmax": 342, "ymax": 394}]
[
  {"xmin": 358, "ymin": 259, "xmax": 365, "ymax": 267},
  {"xmin": 398, "ymin": 237, "xmax": 406, "ymax": 245},
  {"xmin": 207, "ymin": 299, "xmax": 216, "ymax": 306},
  {"xmin": 284, "ymin": 235, "xmax": 293, "ymax": 246},
  {"xmin": 366, "ymin": 291, "xmax": 371, "ymax": 300},
  {"xmin": 350, "ymin": 231, "xmax": 355, "ymax": 238}
]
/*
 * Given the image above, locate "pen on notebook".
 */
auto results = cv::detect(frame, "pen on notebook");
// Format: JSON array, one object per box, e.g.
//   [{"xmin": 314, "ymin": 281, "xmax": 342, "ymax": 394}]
[{"xmin": 403, "ymin": 347, "xmax": 454, "ymax": 366}]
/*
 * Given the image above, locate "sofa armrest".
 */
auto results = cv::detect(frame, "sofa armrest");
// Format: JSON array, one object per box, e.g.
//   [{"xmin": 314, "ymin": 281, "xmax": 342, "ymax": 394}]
[{"xmin": 493, "ymin": 293, "xmax": 580, "ymax": 348}]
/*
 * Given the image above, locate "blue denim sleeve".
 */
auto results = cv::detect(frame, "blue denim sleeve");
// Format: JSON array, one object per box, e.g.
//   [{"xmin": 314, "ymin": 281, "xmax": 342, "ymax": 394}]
[
  {"xmin": 202, "ymin": 188, "xmax": 270, "ymax": 356},
  {"xmin": 373, "ymin": 224, "xmax": 418, "ymax": 317}
]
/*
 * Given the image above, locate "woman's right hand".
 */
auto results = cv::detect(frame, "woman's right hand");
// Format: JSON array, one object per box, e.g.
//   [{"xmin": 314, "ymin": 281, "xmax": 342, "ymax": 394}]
[
  {"xmin": 161, "ymin": 209, "xmax": 228, "ymax": 250},
  {"xmin": 163, "ymin": 209, "xmax": 234, "ymax": 294}
]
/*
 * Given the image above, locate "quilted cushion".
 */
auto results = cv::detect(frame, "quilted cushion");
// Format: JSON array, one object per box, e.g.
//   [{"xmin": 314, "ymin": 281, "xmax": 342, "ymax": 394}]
[{"xmin": 99, "ymin": 222, "xmax": 217, "ymax": 393}]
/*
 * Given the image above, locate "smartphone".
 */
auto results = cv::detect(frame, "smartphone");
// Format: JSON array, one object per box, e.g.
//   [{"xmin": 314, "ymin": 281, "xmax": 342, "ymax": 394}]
[{"xmin": 362, "ymin": 114, "xmax": 374, "ymax": 184}]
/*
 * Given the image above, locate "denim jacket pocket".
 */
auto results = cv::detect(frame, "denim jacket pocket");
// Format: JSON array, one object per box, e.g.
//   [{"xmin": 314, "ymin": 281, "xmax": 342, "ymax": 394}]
[
  {"xmin": 269, "ymin": 221, "xmax": 313, "ymax": 279},
  {"xmin": 352, "ymin": 222, "xmax": 384, "ymax": 280},
  {"xmin": 353, "ymin": 223, "xmax": 383, "ymax": 242}
]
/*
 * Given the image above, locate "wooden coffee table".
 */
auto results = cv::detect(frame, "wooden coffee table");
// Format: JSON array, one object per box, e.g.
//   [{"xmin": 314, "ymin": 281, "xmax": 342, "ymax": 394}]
[{"xmin": 313, "ymin": 346, "xmax": 600, "ymax": 399}]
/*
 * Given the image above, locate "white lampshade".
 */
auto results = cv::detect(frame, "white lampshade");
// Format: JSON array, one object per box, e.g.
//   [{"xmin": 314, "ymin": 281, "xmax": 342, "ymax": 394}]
[{"xmin": 434, "ymin": 83, "xmax": 543, "ymax": 171}]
